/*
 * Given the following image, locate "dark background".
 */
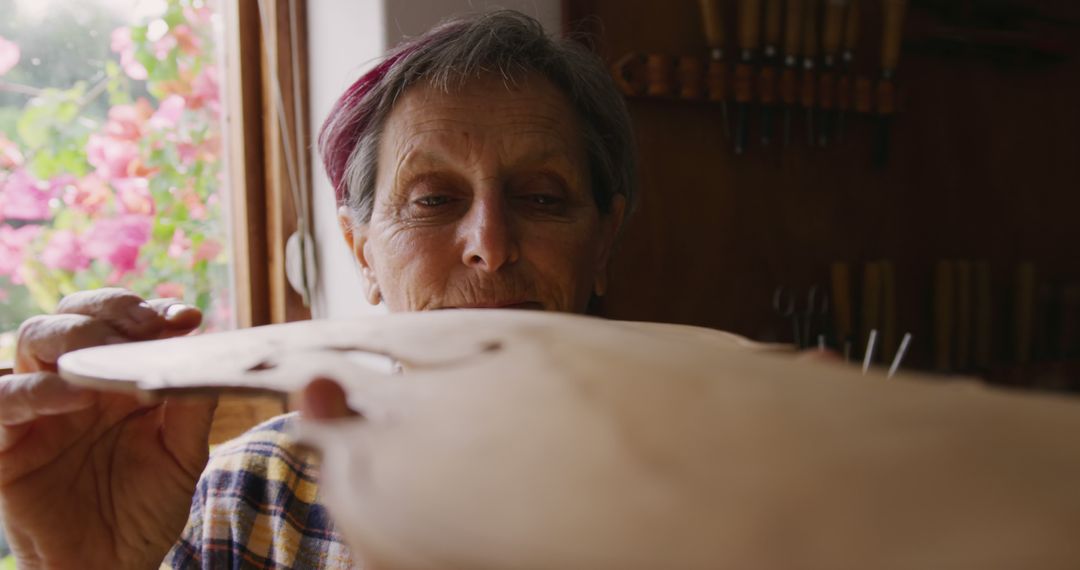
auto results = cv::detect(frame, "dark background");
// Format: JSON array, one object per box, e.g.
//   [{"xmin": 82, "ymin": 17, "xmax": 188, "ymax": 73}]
[{"xmin": 566, "ymin": 0, "xmax": 1080, "ymax": 388}]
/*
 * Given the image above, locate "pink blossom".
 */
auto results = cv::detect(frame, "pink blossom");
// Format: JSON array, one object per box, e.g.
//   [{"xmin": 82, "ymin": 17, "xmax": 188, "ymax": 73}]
[
  {"xmin": 176, "ymin": 186, "xmax": 207, "ymax": 220},
  {"xmin": 187, "ymin": 64, "xmax": 220, "ymax": 114},
  {"xmin": 41, "ymin": 229, "xmax": 90, "ymax": 272},
  {"xmin": 152, "ymin": 34, "xmax": 177, "ymax": 60},
  {"xmin": 150, "ymin": 95, "xmax": 186, "ymax": 131},
  {"xmin": 172, "ymin": 25, "xmax": 201, "ymax": 55},
  {"xmin": 0, "ymin": 35, "xmax": 19, "ymax": 76},
  {"xmin": 0, "ymin": 136, "xmax": 23, "ymax": 169},
  {"xmin": 193, "ymin": 238, "xmax": 222, "ymax": 264},
  {"xmin": 155, "ymin": 282, "xmax": 185, "ymax": 299},
  {"xmin": 168, "ymin": 227, "xmax": 190, "ymax": 258},
  {"xmin": 83, "ymin": 214, "xmax": 152, "ymax": 276},
  {"xmin": 111, "ymin": 27, "xmax": 147, "ymax": 80},
  {"xmin": 63, "ymin": 174, "xmax": 112, "ymax": 215},
  {"xmin": 114, "ymin": 177, "xmax": 154, "ymax": 215},
  {"xmin": 183, "ymin": 6, "xmax": 214, "ymax": 27},
  {"xmin": 0, "ymin": 224, "xmax": 41, "ymax": 282},
  {"xmin": 86, "ymin": 134, "xmax": 140, "ymax": 181},
  {"xmin": 0, "ymin": 169, "xmax": 55, "ymax": 221},
  {"xmin": 104, "ymin": 99, "xmax": 153, "ymax": 141}
]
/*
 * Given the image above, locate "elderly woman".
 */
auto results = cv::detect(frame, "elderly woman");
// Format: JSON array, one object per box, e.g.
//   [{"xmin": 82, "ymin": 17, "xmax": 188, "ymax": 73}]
[{"xmin": 0, "ymin": 10, "xmax": 633, "ymax": 568}]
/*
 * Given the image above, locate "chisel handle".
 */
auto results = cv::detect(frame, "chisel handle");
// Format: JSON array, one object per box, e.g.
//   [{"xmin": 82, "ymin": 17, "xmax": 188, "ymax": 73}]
[
  {"xmin": 700, "ymin": 0, "xmax": 728, "ymax": 58},
  {"xmin": 972, "ymin": 261, "xmax": 992, "ymax": 369},
  {"xmin": 822, "ymin": 0, "xmax": 847, "ymax": 63},
  {"xmin": 763, "ymin": 0, "xmax": 784, "ymax": 57},
  {"xmin": 783, "ymin": 0, "xmax": 804, "ymax": 63},
  {"xmin": 934, "ymin": 260, "xmax": 955, "ymax": 372},
  {"xmin": 861, "ymin": 261, "xmax": 882, "ymax": 358},
  {"xmin": 881, "ymin": 0, "xmax": 908, "ymax": 75},
  {"xmin": 831, "ymin": 262, "xmax": 853, "ymax": 347},
  {"xmin": 802, "ymin": 0, "xmax": 819, "ymax": 63},
  {"xmin": 880, "ymin": 260, "xmax": 897, "ymax": 363},
  {"xmin": 1014, "ymin": 263, "xmax": 1036, "ymax": 365},
  {"xmin": 738, "ymin": 0, "xmax": 763, "ymax": 55},
  {"xmin": 843, "ymin": 0, "xmax": 860, "ymax": 61}
]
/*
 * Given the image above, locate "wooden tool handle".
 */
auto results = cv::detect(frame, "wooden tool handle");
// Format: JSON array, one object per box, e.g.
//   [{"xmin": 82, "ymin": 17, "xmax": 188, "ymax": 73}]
[
  {"xmin": 1014, "ymin": 262, "xmax": 1036, "ymax": 365},
  {"xmin": 972, "ymin": 261, "xmax": 992, "ymax": 370},
  {"xmin": 822, "ymin": 0, "xmax": 847, "ymax": 58},
  {"xmin": 783, "ymin": 0, "xmax": 804, "ymax": 60},
  {"xmin": 881, "ymin": 0, "xmax": 908, "ymax": 73},
  {"xmin": 934, "ymin": 260, "xmax": 954, "ymax": 372},
  {"xmin": 831, "ymin": 262, "xmax": 853, "ymax": 346},
  {"xmin": 843, "ymin": 0, "xmax": 860, "ymax": 55},
  {"xmin": 879, "ymin": 260, "xmax": 896, "ymax": 363},
  {"xmin": 700, "ymin": 0, "xmax": 728, "ymax": 55},
  {"xmin": 802, "ymin": 0, "xmax": 819, "ymax": 61},
  {"xmin": 738, "ymin": 0, "xmax": 763, "ymax": 53},
  {"xmin": 861, "ymin": 261, "xmax": 882, "ymax": 359},
  {"xmin": 764, "ymin": 0, "xmax": 784, "ymax": 53},
  {"xmin": 954, "ymin": 260, "xmax": 972, "ymax": 372}
]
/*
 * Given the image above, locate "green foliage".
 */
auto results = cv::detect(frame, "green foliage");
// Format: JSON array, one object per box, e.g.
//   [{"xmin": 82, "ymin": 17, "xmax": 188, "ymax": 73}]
[{"xmin": 0, "ymin": 0, "xmax": 231, "ymax": 334}]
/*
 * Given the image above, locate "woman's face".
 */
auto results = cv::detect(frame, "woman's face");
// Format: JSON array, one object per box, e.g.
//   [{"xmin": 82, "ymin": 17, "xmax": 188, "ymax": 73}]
[{"xmin": 341, "ymin": 73, "xmax": 625, "ymax": 313}]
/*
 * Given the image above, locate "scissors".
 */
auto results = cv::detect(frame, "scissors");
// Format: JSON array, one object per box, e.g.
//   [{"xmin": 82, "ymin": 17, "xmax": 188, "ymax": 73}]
[{"xmin": 772, "ymin": 285, "xmax": 830, "ymax": 349}]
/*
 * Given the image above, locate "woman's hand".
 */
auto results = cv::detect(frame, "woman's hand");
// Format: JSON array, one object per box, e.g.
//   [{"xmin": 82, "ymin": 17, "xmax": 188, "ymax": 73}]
[{"xmin": 0, "ymin": 288, "xmax": 217, "ymax": 569}]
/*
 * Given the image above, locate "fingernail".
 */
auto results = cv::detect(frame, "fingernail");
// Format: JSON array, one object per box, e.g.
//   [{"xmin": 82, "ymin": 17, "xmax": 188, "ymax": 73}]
[
  {"xmin": 128, "ymin": 301, "xmax": 157, "ymax": 323},
  {"xmin": 165, "ymin": 304, "xmax": 190, "ymax": 321}
]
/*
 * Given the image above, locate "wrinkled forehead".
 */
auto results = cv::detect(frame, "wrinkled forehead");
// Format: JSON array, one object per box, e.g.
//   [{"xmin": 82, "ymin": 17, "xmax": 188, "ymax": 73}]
[{"xmin": 381, "ymin": 72, "xmax": 587, "ymax": 163}]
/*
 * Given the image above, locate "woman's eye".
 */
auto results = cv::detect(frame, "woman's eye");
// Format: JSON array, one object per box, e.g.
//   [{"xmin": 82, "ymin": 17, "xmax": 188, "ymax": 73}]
[
  {"xmin": 527, "ymin": 194, "xmax": 561, "ymax": 206},
  {"xmin": 415, "ymin": 195, "xmax": 453, "ymax": 207}
]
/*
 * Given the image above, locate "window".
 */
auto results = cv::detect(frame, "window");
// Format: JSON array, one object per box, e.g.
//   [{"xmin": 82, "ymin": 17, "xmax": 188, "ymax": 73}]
[{"xmin": 0, "ymin": 0, "xmax": 231, "ymax": 363}]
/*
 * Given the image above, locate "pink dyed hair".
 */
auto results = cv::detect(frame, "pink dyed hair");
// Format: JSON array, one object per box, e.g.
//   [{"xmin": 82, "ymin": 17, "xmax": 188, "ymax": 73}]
[{"xmin": 317, "ymin": 51, "xmax": 409, "ymax": 207}]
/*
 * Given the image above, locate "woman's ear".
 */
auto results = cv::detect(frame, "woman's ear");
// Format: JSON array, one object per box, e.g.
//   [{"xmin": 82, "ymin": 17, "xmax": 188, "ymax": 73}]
[
  {"xmin": 593, "ymin": 195, "xmax": 627, "ymax": 297},
  {"xmin": 338, "ymin": 207, "xmax": 382, "ymax": 305}
]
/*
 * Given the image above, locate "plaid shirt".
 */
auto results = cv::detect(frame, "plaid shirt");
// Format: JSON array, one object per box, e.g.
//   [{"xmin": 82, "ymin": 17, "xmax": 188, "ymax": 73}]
[{"xmin": 161, "ymin": 413, "xmax": 357, "ymax": 569}]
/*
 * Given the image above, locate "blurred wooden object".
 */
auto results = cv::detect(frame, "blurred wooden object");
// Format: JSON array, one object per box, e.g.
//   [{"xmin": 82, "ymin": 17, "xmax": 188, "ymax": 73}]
[{"xmin": 58, "ymin": 310, "xmax": 1080, "ymax": 569}]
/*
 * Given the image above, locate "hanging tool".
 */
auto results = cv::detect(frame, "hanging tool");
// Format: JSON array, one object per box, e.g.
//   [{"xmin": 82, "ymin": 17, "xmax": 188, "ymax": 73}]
[
  {"xmin": 861, "ymin": 261, "xmax": 882, "ymax": 361},
  {"xmin": 734, "ymin": 0, "xmax": 763, "ymax": 154},
  {"xmin": 800, "ymin": 0, "xmax": 820, "ymax": 147},
  {"xmin": 773, "ymin": 286, "xmax": 800, "ymax": 348},
  {"xmin": 1014, "ymin": 262, "xmax": 1036, "ymax": 365},
  {"xmin": 862, "ymin": 329, "xmax": 878, "ymax": 375},
  {"xmin": 886, "ymin": 332, "xmax": 912, "ymax": 379},
  {"xmin": 781, "ymin": 0, "xmax": 804, "ymax": 146},
  {"xmin": 699, "ymin": 0, "xmax": 732, "ymax": 139},
  {"xmin": 802, "ymin": 286, "xmax": 830, "ymax": 350},
  {"xmin": 818, "ymin": 0, "xmax": 848, "ymax": 146},
  {"xmin": 831, "ymin": 261, "xmax": 854, "ymax": 361},
  {"xmin": 954, "ymin": 260, "xmax": 973, "ymax": 373},
  {"xmin": 835, "ymin": 0, "xmax": 860, "ymax": 142},
  {"xmin": 759, "ymin": 0, "xmax": 783, "ymax": 146},
  {"xmin": 879, "ymin": 259, "xmax": 896, "ymax": 363},
  {"xmin": 874, "ymin": 0, "xmax": 909, "ymax": 166},
  {"xmin": 972, "ymin": 261, "xmax": 992, "ymax": 370},
  {"xmin": 934, "ymin": 260, "xmax": 955, "ymax": 373}
]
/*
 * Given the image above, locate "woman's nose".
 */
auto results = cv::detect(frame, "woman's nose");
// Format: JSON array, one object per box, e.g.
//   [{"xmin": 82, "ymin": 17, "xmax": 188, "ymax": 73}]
[{"xmin": 460, "ymin": 194, "xmax": 520, "ymax": 272}]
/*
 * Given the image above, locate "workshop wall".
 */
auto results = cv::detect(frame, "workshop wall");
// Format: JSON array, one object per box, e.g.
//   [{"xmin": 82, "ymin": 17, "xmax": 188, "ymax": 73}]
[{"xmin": 572, "ymin": 0, "xmax": 1080, "ymax": 386}]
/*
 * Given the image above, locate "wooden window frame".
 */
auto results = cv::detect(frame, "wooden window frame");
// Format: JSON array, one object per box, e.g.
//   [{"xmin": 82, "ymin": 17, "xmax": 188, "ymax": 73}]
[{"xmin": 227, "ymin": 0, "xmax": 313, "ymax": 329}]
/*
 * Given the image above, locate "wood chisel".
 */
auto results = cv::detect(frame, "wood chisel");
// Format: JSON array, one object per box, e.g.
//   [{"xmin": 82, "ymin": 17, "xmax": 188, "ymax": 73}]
[
  {"xmin": 879, "ymin": 259, "xmax": 896, "ymax": 363},
  {"xmin": 954, "ymin": 260, "xmax": 973, "ymax": 373},
  {"xmin": 700, "ymin": 0, "xmax": 732, "ymax": 139},
  {"xmin": 831, "ymin": 262, "xmax": 854, "ymax": 361},
  {"xmin": 835, "ymin": 0, "xmax": 860, "ymax": 141},
  {"xmin": 818, "ymin": 0, "xmax": 847, "ymax": 146},
  {"xmin": 861, "ymin": 261, "xmax": 882, "ymax": 361},
  {"xmin": 934, "ymin": 260, "xmax": 955, "ymax": 373},
  {"xmin": 734, "ymin": 0, "xmax": 763, "ymax": 154},
  {"xmin": 759, "ymin": 0, "xmax": 783, "ymax": 146},
  {"xmin": 800, "ymin": 0, "xmax": 820, "ymax": 147},
  {"xmin": 874, "ymin": 0, "xmax": 908, "ymax": 166},
  {"xmin": 781, "ymin": 0, "xmax": 804, "ymax": 146},
  {"xmin": 1014, "ymin": 262, "xmax": 1035, "ymax": 365},
  {"xmin": 972, "ymin": 261, "xmax": 993, "ymax": 371}
]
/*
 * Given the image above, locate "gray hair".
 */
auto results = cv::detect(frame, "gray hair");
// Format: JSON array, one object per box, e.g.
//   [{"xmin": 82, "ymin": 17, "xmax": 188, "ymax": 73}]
[{"xmin": 319, "ymin": 9, "xmax": 637, "ymax": 226}]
